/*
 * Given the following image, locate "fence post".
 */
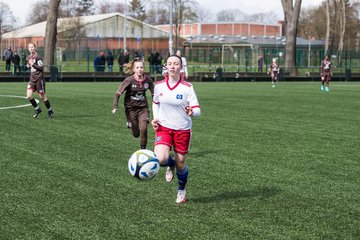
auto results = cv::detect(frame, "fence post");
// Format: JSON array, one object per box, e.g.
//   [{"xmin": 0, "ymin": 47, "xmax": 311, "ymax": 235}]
[{"xmin": 87, "ymin": 47, "xmax": 90, "ymax": 73}]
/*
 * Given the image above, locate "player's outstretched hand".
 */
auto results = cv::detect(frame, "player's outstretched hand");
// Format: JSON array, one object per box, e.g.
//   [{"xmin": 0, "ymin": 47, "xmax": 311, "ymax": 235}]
[
  {"xmin": 151, "ymin": 119, "xmax": 159, "ymax": 130},
  {"xmin": 185, "ymin": 106, "xmax": 193, "ymax": 116},
  {"xmin": 112, "ymin": 108, "xmax": 117, "ymax": 114}
]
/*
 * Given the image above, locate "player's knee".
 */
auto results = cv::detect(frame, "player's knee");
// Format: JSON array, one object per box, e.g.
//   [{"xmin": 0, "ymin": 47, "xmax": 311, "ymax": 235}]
[{"xmin": 40, "ymin": 95, "xmax": 47, "ymax": 101}]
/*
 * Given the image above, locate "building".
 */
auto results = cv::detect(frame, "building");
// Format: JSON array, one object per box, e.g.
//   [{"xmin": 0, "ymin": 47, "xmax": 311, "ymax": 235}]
[
  {"xmin": 157, "ymin": 22, "xmax": 324, "ymax": 67},
  {"xmin": 1, "ymin": 13, "xmax": 179, "ymax": 60},
  {"xmin": 156, "ymin": 22, "xmax": 282, "ymax": 38}
]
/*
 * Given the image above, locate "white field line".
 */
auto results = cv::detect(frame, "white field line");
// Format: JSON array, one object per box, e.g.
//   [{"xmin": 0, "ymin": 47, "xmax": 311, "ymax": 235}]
[{"xmin": 0, "ymin": 95, "xmax": 39, "ymax": 110}]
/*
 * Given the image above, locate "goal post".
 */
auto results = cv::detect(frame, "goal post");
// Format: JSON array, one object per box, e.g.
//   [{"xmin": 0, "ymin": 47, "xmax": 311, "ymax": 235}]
[{"xmin": 221, "ymin": 43, "xmax": 260, "ymax": 68}]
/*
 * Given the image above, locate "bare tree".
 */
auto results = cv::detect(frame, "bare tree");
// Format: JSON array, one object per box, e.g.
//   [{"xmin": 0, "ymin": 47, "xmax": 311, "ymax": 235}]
[
  {"xmin": 128, "ymin": 0, "xmax": 147, "ymax": 49},
  {"xmin": 299, "ymin": 0, "xmax": 360, "ymax": 55},
  {"xmin": 145, "ymin": 3, "xmax": 169, "ymax": 25},
  {"xmin": 129, "ymin": 0, "xmax": 146, "ymax": 21},
  {"xmin": 298, "ymin": 5, "xmax": 325, "ymax": 40},
  {"xmin": 216, "ymin": 9, "xmax": 278, "ymax": 24},
  {"xmin": 0, "ymin": 2, "xmax": 17, "ymax": 57},
  {"xmin": 196, "ymin": 7, "xmax": 213, "ymax": 23},
  {"xmin": 325, "ymin": 0, "xmax": 330, "ymax": 53},
  {"xmin": 44, "ymin": 0, "xmax": 61, "ymax": 68},
  {"xmin": 26, "ymin": 0, "xmax": 49, "ymax": 25},
  {"xmin": 59, "ymin": 0, "xmax": 78, "ymax": 17},
  {"xmin": 0, "ymin": 2, "xmax": 16, "ymax": 32},
  {"xmin": 96, "ymin": 0, "xmax": 125, "ymax": 14},
  {"xmin": 76, "ymin": 0, "xmax": 95, "ymax": 16},
  {"xmin": 27, "ymin": 0, "xmax": 78, "ymax": 24},
  {"xmin": 281, "ymin": 0, "xmax": 302, "ymax": 76},
  {"xmin": 216, "ymin": 9, "xmax": 246, "ymax": 22},
  {"xmin": 247, "ymin": 11, "xmax": 280, "ymax": 24},
  {"xmin": 173, "ymin": 0, "xmax": 198, "ymax": 49},
  {"xmin": 337, "ymin": 0, "xmax": 346, "ymax": 64}
]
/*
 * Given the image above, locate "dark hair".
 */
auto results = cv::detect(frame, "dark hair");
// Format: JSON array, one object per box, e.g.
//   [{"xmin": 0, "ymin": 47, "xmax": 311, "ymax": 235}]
[{"xmin": 167, "ymin": 54, "xmax": 183, "ymax": 66}]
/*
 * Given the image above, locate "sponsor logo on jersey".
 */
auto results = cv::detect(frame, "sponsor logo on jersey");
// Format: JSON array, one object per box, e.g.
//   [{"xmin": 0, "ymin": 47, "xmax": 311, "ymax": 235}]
[
  {"xmin": 155, "ymin": 136, "xmax": 162, "ymax": 142},
  {"xmin": 176, "ymin": 94, "xmax": 183, "ymax": 99}
]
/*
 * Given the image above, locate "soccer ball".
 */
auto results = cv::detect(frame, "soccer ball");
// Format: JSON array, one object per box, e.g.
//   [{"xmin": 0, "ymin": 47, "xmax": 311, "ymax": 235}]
[{"xmin": 128, "ymin": 149, "xmax": 160, "ymax": 180}]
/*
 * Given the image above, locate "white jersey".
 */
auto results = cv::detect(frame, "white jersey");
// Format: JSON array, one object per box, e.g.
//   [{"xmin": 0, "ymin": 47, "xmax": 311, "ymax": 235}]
[
  {"xmin": 181, "ymin": 57, "xmax": 188, "ymax": 76},
  {"xmin": 153, "ymin": 79, "xmax": 200, "ymax": 130}
]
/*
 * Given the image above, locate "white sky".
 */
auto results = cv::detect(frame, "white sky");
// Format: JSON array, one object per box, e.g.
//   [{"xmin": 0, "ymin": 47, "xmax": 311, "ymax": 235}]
[{"xmin": 3, "ymin": 0, "xmax": 325, "ymax": 27}]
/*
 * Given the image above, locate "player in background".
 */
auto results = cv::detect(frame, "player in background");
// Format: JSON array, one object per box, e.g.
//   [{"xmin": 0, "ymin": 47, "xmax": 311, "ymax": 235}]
[
  {"xmin": 151, "ymin": 55, "xmax": 201, "ymax": 204},
  {"xmin": 268, "ymin": 58, "xmax": 280, "ymax": 88},
  {"xmin": 112, "ymin": 58, "xmax": 154, "ymax": 150},
  {"xmin": 176, "ymin": 50, "xmax": 188, "ymax": 80},
  {"xmin": 26, "ymin": 43, "xmax": 54, "ymax": 118},
  {"xmin": 320, "ymin": 54, "xmax": 333, "ymax": 92}
]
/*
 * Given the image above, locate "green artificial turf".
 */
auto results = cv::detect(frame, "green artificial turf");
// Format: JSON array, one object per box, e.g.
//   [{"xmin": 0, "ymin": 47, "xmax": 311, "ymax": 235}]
[{"xmin": 0, "ymin": 81, "xmax": 359, "ymax": 239}]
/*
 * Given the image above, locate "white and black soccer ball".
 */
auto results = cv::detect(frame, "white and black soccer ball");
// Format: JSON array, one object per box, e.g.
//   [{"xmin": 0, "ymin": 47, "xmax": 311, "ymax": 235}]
[{"xmin": 128, "ymin": 149, "xmax": 160, "ymax": 180}]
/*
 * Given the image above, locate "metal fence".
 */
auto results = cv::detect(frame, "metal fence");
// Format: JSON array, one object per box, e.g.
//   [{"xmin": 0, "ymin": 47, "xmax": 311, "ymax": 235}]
[{"xmin": 3, "ymin": 46, "xmax": 360, "ymax": 76}]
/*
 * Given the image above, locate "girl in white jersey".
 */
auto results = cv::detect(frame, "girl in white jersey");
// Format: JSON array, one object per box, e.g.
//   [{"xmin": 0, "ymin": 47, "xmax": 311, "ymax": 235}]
[{"xmin": 151, "ymin": 55, "xmax": 201, "ymax": 204}]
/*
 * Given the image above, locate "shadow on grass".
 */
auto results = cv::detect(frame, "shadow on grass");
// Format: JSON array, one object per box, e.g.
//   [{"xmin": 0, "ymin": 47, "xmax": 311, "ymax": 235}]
[{"xmin": 191, "ymin": 186, "xmax": 280, "ymax": 203}]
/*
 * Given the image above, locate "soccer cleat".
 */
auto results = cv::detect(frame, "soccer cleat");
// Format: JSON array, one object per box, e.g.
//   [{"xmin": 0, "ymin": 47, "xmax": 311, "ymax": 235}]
[
  {"xmin": 176, "ymin": 190, "xmax": 187, "ymax": 204},
  {"xmin": 326, "ymin": 87, "xmax": 330, "ymax": 92},
  {"xmin": 321, "ymin": 85, "xmax": 324, "ymax": 91},
  {"xmin": 126, "ymin": 122, "xmax": 132, "ymax": 128},
  {"xmin": 165, "ymin": 166, "xmax": 174, "ymax": 182},
  {"xmin": 33, "ymin": 108, "xmax": 42, "ymax": 118},
  {"xmin": 47, "ymin": 110, "xmax": 54, "ymax": 118}
]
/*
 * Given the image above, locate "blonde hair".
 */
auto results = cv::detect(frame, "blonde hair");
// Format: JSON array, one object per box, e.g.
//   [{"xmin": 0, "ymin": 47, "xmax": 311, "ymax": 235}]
[
  {"xmin": 124, "ymin": 57, "xmax": 144, "ymax": 75},
  {"xmin": 28, "ymin": 42, "xmax": 37, "ymax": 48}
]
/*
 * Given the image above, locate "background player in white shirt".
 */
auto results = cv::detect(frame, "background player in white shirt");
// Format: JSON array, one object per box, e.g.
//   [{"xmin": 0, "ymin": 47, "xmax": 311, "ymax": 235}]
[
  {"xmin": 151, "ymin": 55, "xmax": 201, "ymax": 204},
  {"xmin": 176, "ymin": 50, "xmax": 188, "ymax": 80}
]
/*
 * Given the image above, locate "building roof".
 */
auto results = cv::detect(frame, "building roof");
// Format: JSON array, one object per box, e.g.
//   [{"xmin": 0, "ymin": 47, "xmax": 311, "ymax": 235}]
[
  {"xmin": 2, "ymin": 13, "xmax": 169, "ymax": 39},
  {"xmin": 156, "ymin": 22, "xmax": 283, "ymax": 38},
  {"xmin": 184, "ymin": 35, "xmax": 324, "ymax": 47}
]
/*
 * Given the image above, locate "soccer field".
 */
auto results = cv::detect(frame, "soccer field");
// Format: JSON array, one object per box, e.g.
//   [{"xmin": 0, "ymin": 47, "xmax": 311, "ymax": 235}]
[{"xmin": 0, "ymin": 81, "xmax": 359, "ymax": 239}]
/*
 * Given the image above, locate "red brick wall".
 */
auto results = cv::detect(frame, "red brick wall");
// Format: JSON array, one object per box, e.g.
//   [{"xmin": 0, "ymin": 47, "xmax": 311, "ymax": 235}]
[
  {"xmin": 157, "ymin": 23, "xmax": 282, "ymax": 37},
  {"xmin": 201, "ymin": 24, "xmax": 217, "ymax": 35}
]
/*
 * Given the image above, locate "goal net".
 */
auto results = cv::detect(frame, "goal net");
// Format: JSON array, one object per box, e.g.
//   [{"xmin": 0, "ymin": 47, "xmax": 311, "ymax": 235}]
[{"xmin": 221, "ymin": 44, "xmax": 260, "ymax": 68}]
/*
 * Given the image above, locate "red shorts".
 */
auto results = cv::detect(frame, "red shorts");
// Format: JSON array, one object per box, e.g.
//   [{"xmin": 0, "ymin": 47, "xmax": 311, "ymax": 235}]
[{"xmin": 154, "ymin": 125, "xmax": 191, "ymax": 155}]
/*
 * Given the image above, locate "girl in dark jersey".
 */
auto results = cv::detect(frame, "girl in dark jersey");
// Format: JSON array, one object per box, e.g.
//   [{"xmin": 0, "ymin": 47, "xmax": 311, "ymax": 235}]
[
  {"xmin": 320, "ymin": 54, "xmax": 333, "ymax": 92},
  {"xmin": 112, "ymin": 58, "xmax": 154, "ymax": 149},
  {"xmin": 268, "ymin": 58, "xmax": 280, "ymax": 88},
  {"xmin": 26, "ymin": 43, "xmax": 54, "ymax": 118}
]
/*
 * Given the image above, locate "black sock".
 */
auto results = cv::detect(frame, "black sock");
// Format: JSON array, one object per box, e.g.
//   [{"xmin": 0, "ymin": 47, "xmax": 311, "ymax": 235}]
[
  {"xmin": 44, "ymin": 100, "xmax": 52, "ymax": 111},
  {"xmin": 29, "ymin": 98, "xmax": 38, "ymax": 108}
]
